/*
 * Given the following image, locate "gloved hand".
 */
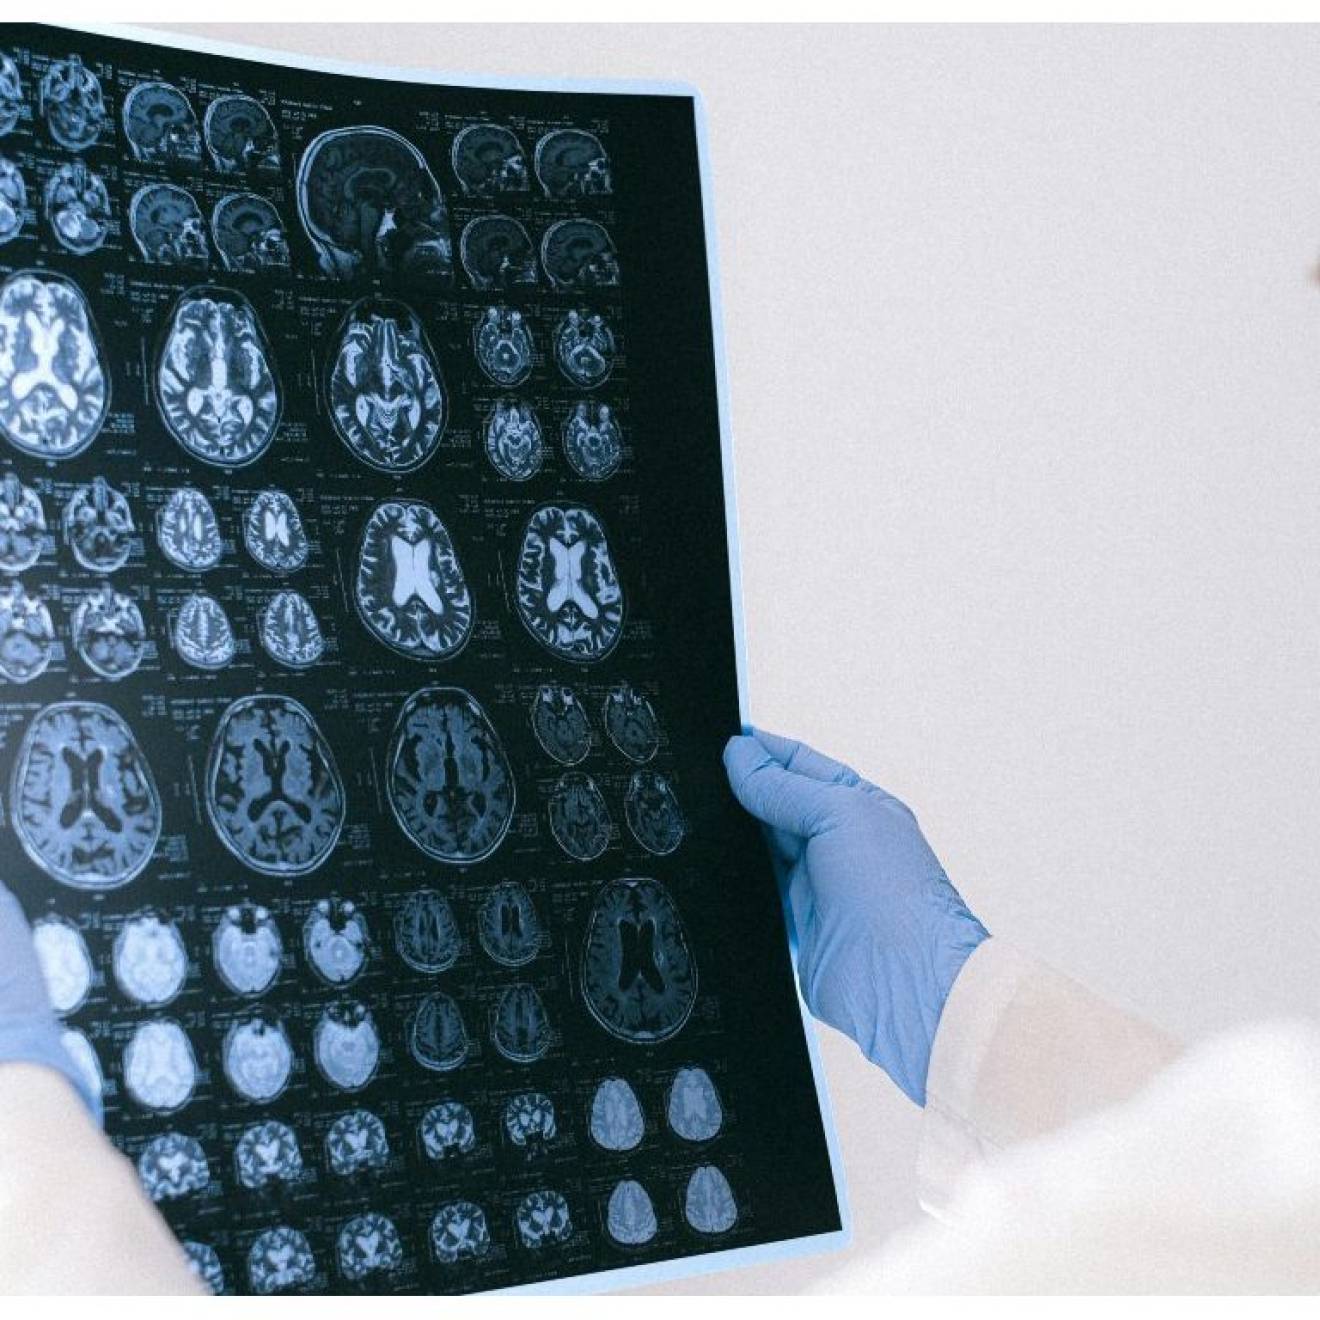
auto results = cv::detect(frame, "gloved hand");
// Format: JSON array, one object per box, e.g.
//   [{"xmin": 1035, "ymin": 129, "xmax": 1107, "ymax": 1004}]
[
  {"xmin": 0, "ymin": 884, "xmax": 102, "ymax": 1124},
  {"xmin": 724, "ymin": 729, "xmax": 988, "ymax": 1105}
]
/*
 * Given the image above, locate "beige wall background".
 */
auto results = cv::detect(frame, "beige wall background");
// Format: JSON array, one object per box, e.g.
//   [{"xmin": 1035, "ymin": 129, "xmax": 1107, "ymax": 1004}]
[{"xmin": 161, "ymin": 23, "xmax": 1320, "ymax": 1292}]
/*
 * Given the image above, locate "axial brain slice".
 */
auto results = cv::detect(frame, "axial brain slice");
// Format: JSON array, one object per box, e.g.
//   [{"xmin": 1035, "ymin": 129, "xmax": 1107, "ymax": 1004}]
[
  {"xmin": 124, "ymin": 1019, "xmax": 197, "ymax": 1112},
  {"xmin": 668, "ymin": 1066, "xmax": 724, "ymax": 1142},
  {"xmin": 206, "ymin": 695, "xmax": 345, "ymax": 877},
  {"xmin": 485, "ymin": 399, "xmax": 543, "ymax": 480},
  {"xmin": 395, "ymin": 889, "xmax": 460, "ymax": 973},
  {"xmin": 607, "ymin": 1179, "xmax": 658, "ymax": 1247},
  {"xmin": 72, "ymin": 586, "xmax": 147, "ymax": 681},
  {"xmin": 113, "ymin": 914, "xmax": 188, "ymax": 1006},
  {"xmin": 477, "ymin": 881, "xmax": 540, "ymax": 968},
  {"xmin": 530, "ymin": 684, "xmax": 591, "ymax": 765},
  {"xmin": 0, "ymin": 156, "xmax": 25, "ymax": 245},
  {"xmin": 356, "ymin": 500, "xmax": 472, "ymax": 660},
  {"xmin": 40, "ymin": 56, "xmax": 106, "ymax": 152},
  {"xmin": 157, "ymin": 289, "xmax": 280, "ymax": 467},
  {"xmin": 245, "ymin": 489, "xmax": 308, "ymax": 574},
  {"xmin": 626, "ymin": 770, "xmax": 686, "ymax": 856},
  {"xmin": 386, "ymin": 687, "xmax": 515, "ymax": 864},
  {"xmin": 157, "ymin": 486, "xmax": 222, "ymax": 571},
  {"xmin": 0, "ymin": 53, "xmax": 21, "ymax": 136},
  {"xmin": 492, "ymin": 983, "xmax": 551, "ymax": 1063},
  {"xmin": 31, "ymin": 917, "xmax": 93, "ymax": 1016},
  {"xmin": 315, "ymin": 1002, "xmax": 381, "ymax": 1091},
  {"xmin": 582, "ymin": 878, "xmax": 697, "ymax": 1045},
  {"xmin": 44, "ymin": 162, "xmax": 111, "ymax": 256},
  {"xmin": 174, "ymin": 593, "xmax": 236, "ymax": 671},
  {"xmin": 63, "ymin": 476, "xmax": 133, "ymax": 571},
  {"xmin": 12, "ymin": 703, "xmax": 161, "ymax": 891},
  {"xmin": 328, "ymin": 299, "xmax": 446, "ymax": 472},
  {"xmin": 258, "ymin": 590, "xmax": 324, "ymax": 668},
  {"xmin": 303, "ymin": 899, "xmax": 369, "ymax": 985},
  {"xmin": 0, "ymin": 581, "xmax": 55, "ymax": 684},
  {"xmin": 563, "ymin": 402, "xmax": 622, "ymax": 481},
  {"xmin": 549, "ymin": 772, "xmax": 611, "ymax": 862},
  {"xmin": 0, "ymin": 271, "xmax": 109, "ymax": 460},
  {"xmin": 474, "ymin": 305, "xmax": 533, "ymax": 387},
  {"xmin": 515, "ymin": 504, "xmax": 625, "ymax": 662},
  {"xmin": 0, "ymin": 473, "xmax": 46, "ymax": 572},
  {"xmin": 589, "ymin": 1077, "xmax": 645, "ymax": 1152},
  {"xmin": 224, "ymin": 1018, "xmax": 294, "ymax": 1103},
  {"xmin": 685, "ymin": 1165, "xmax": 738, "ymax": 1235},
  {"xmin": 604, "ymin": 683, "xmax": 660, "ymax": 763},
  {"xmin": 555, "ymin": 309, "xmax": 616, "ymax": 388},
  {"xmin": 212, "ymin": 903, "xmax": 282, "ymax": 996},
  {"xmin": 410, "ymin": 991, "xmax": 468, "ymax": 1072}
]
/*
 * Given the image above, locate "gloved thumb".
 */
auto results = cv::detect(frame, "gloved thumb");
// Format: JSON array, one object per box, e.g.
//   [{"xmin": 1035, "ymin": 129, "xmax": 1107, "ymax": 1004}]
[{"xmin": 724, "ymin": 734, "xmax": 845, "ymax": 836}]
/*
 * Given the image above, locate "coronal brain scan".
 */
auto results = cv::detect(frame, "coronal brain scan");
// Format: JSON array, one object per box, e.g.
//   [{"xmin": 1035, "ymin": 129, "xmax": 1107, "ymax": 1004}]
[
  {"xmin": 581, "ymin": 877, "xmax": 697, "ymax": 1045},
  {"xmin": 31, "ymin": 915, "xmax": 93, "ymax": 1016},
  {"xmin": 156, "ymin": 288, "xmax": 281, "ymax": 467},
  {"xmin": 224, "ymin": 1016, "xmax": 294, "ymax": 1103},
  {"xmin": 0, "ymin": 53, "xmax": 21, "ymax": 137},
  {"xmin": 504, "ymin": 1091, "xmax": 556, "ymax": 1152},
  {"xmin": 477, "ymin": 880, "xmax": 541, "ymax": 968},
  {"xmin": 205, "ymin": 94, "xmax": 281, "ymax": 174},
  {"xmin": 534, "ymin": 129, "xmax": 611, "ymax": 197},
  {"xmin": 39, "ymin": 54, "xmax": 105, "ymax": 152},
  {"xmin": 473, "ymin": 304, "xmax": 534, "ymax": 387},
  {"xmin": 395, "ymin": 889, "xmax": 460, "ymax": 974},
  {"xmin": 604, "ymin": 683, "xmax": 660, "ymax": 763},
  {"xmin": 244, "ymin": 488, "xmax": 308, "ymax": 574},
  {"xmin": 122, "ymin": 80, "xmax": 201, "ymax": 163},
  {"xmin": 173, "ymin": 592, "xmax": 236, "ymax": 670},
  {"xmin": 410, "ymin": 991, "xmax": 468, "ymax": 1072},
  {"xmin": 248, "ymin": 1226, "xmax": 316, "ymax": 1295},
  {"xmin": 588, "ymin": 1076, "xmax": 645, "ymax": 1153},
  {"xmin": 0, "ymin": 155, "xmax": 25, "ymax": 245},
  {"xmin": 212, "ymin": 193, "xmax": 291, "ymax": 273},
  {"xmin": 138, "ymin": 1133, "xmax": 210, "ymax": 1203},
  {"xmin": 327, "ymin": 298, "xmax": 446, "ymax": 473},
  {"xmin": 451, "ymin": 123, "xmax": 528, "ymax": 197},
  {"xmin": 129, "ymin": 183, "xmax": 210, "ymax": 267},
  {"xmin": 235, "ymin": 1120, "xmax": 302, "ymax": 1190},
  {"xmin": 157, "ymin": 486, "xmax": 222, "ymax": 572},
  {"xmin": 386, "ymin": 686, "xmax": 515, "ymax": 864},
  {"xmin": 684, "ymin": 1165, "xmax": 738, "ymax": 1235},
  {"xmin": 542, "ymin": 220, "xmax": 620, "ymax": 291},
  {"xmin": 212, "ymin": 903, "xmax": 283, "ymax": 997},
  {"xmin": 12, "ymin": 702, "xmax": 161, "ymax": 890},
  {"xmin": 355, "ymin": 499, "xmax": 472, "ymax": 661},
  {"xmin": 0, "ymin": 472, "xmax": 45, "ymax": 573},
  {"xmin": 124, "ymin": 1018, "xmax": 198, "ymax": 1112},
  {"xmin": 296, "ymin": 125, "xmax": 453, "ymax": 281},
  {"xmin": 516, "ymin": 1190, "xmax": 572, "ymax": 1249},
  {"xmin": 460, "ymin": 214, "xmax": 538, "ymax": 290},
  {"xmin": 430, "ymin": 1201, "xmax": 491, "ymax": 1266},
  {"xmin": 548, "ymin": 771, "xmax": 611, "ymax": 862},
  {"xmin": 258, "ymin": 589, "xmax": 324, "ymax": 668},
  {"xmin": 338, "ymin": 1213, "xmax": 403, "ymax": 1282},
  {"xmin": 562, "ymin": 401, "xmax": 623, "ymax": 481},
  {"xmin": 514, "ymin": 504, "xmax": 625, "ymax": 662},
  {"xmin": 484, "ymin": 398, "xmax": 543, "ymax": 481},
  {"xmin": 667, "ymin": 1066, "xmax": 724, "ymax": 1142},
  {"xmin": 185, "ymin": 1242, "xmax": 226, "ymax": 1294},
  {"xmin": 44, "ymin": 162, "xmax": 112, "ymax": 255},
  {"xmin": 326, "ymin": 1109, "xmax": 389, "ymax": 1177},
  {"xmin": 71, "ymin": 584, "xmax": 147, "ymax": 681},
  {"xmin": 205, "ymin": 695, "xmax": 345, "ymax": 876},
  {"xmin": 304, "ymin": 898, "xmax": 369, "ymax": 985},
  {"xmin": 113, "ymin": 913, "xmax": 188, "ymax": 1007},
  {"xmin": 530, "ymin": 683, "xmax": 592, "ymax": 765},
  {"xmin": 606, "ymin": 1179, "xmax": 658, "ymax": 1247},
  {"xmin": 420, "ymin": 1099, "xmax": 475, "ymax": 1161},
  {"xmin": 491, "ymin": 982, "xmax": 551, "ymax": 1063},
  {"xmin": 63, "ymin": 476, "xmax": 133, "ymax": 572},
  {"xmin": 314, "ymin": 1001, "xmax": 380, "ymax": 1091},
  {"xmin": 625, "ymin": 769, "xmax": 686, "ymax": 855},
  {"xmin": 0, "ymin": 270, "xmax": 109, "ymax": 460},
  {"xmin": 554, "ymin": 309, "xmax": 616, "ymax": 388},
  {"xmin": 0, "ymin": 580, "xmax": 54, "ymax": 684}
]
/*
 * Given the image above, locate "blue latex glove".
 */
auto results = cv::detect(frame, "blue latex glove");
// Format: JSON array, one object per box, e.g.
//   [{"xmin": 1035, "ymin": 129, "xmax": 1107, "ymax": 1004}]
[
  {"xmin": 724, "ymin": 729, "xmax": 988, "ymax": 1105},
  {"xmin": 0, "ymin": 884, "xmax": 102, "ymax": 1124}
]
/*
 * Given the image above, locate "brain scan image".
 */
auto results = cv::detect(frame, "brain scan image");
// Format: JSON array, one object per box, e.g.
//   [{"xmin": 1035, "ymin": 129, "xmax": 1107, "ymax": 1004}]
[
  {"xmin": 505, "ymin": 1091, "xmax": 556, "ymax": 1152},
  {"xmin": 138, "ymin": 1133, "xmax": 210, "ymax": 1203},
  {"xmin": 0, "ymin": 270, "xmax": 109, "ymax": 460},
  {"xmin": 235, "ymin": 1120, "xmax": 302, "ymax": 1190},
  {"xmin": 606, "ymin": 1179, "xmax": 658, "ymax": 1247},
  {"xmin": 477, "ymin": 880, "xmax": 541, "ymax": 968},
  {"xmin": 224, "ymin": 1017, "xmax": 294, "ymax": 1104},
  {"xmin": 410, "ymin": 991, "xmax": 468, "ymax": 1072},
  {"xmin": 431, "ymin": 1201, "xmax": 491, "ymax": 1266},
  {"xmin": 31, "ymin": 916, "xmax": 93, "ymax": 1016},
  {"xmin": 337, "ymin": 1212, "xmax": 403, "ymax": 1283},
  {"xmin": 303, "ymin": 898, "xmax": 369, "ymax": 985},
  {"xmin": 63, "ymin": 476, "xmax": 133, "ymax": 572},
  {"xmin": 588, "ymin": 1076, "xmax": 645, "ymax": 1153},
  {"xmin": 529, "ymin": 684, "xmax": 591, "ymax": 766},
  {"xmin": 295, "ymin": 125, "xmax": 453, "ymax": 281},
  {"xmin": 327, "ymin": 297, "xmax": 447, "ymax": 474},
  {"xmin": 12, "ymin": 702, "xmax": 161, "ymax": 890},
  {"xmin": 515, "ymin": 504, "xmax": 624, "ymax": 662},
  {"xmin": 542, "ymin": 220, "xmax": 620, "ymax": 291},
  {"xmin": 173, "ymin": 593, "xmax": 236, "ymax": 671},
  {"xmin": 212, "ymin": 903, "xmax": 283, "ymax": 997},
  {"xmin": 684, "ymin": 1165, "xmax": 738, "ymax": 1235},
  {"xmin": 474, "ymin": 305, "xmax": 534, "ymax": 387},
  {"xmin": 0, "ymin": 156, "xmax": 25, "ymax": 245},
  {"xmin": 326, "ymin": 1109, "xmax": 389, "ymax": 1177},
  {"xmin": 535, "ymin": 128, "xmax": 612, "ymax": 197},
  {"xmin": 248, "ymin": 1226, "xmax": 316, "ymax": 1295},
  {"xmin": 562, "ymin": 401, "xmax": 623, "ymax": 481},
  {"xmin": 124, "ymin": 1019, "xmax": 197, "ymax": 1112},
  {"xmin": 516, "ymin": 1190, "xmax": 572, "ymax": 1249},
  {"xmin": 386, "ymin": 687, "xmax": 515, "ymax": 864},
  {"xmin": 205, "ymin": 695, "xmax": 345, "ymax": 877},
  {"xmin": 211, "ymin": 193, "xmax": 291, "ymax": 273},
  {"xmin": 157, "ymin": 487, "xmax": 222, "ymax": 572},
  {"xmin": 244, "ymin": 489, "xmax": 308, "ymax": 574},
  {"xmin": 157, "ymin": 288, "xmax": 281, "ymax": 467},
  {"xmin": 355, "ymin": 500, "xmax": 472, "ymax": 661},
  {"xmin": 394, "ymin": 889, "xmax": 460, "ymax": 974},
  {"xmin": 113, "ymin": 913, "xmax": 188, "ymax": 1007},
  {"xmin": 420, "ymin": 1100, "xmax": 475, "ymax": 1161},
  {"xmin": 39, "ymin": 55, "xmax": 106, "ymax": 152},
  {"xmin": 0, "ymin": 580, "xmax": 54, "ymax": 683},
  {"xmin": 0, "ymin": 473, "xmax": 46, "ymax": 573},
  {"xmin": 485, "ymin": 398, "xmax": 543, "ymax": 481},
  {"xmin": 258, "ymin": 589, "xmax": 324, "ymax": 668},
  {"xmin": 61, "ymin": 1028, "xmax": 103, "ymax": 1105},
  {"xmin": 451, "ymin": 123, "xmax": 528, "ymax": 196},
  {"xmin": 548, "ymin": 771, "xmax": 611, "ymax": 862},
  {"xmin": 582, "ymin": 877, "xmax": 697, "ymax": 1045},
  {"xmin": 668, "ymin": 1066, "xmax": 724, "ymax": 1142},
  {"xmin": 605, "ymin": 684, "xmax": 660, "ymax": 763},
  {"xmin": 71, "ymin": 585, "xmax": 146, "ymax": 681},
  {"xmin": 626, "ymin": 770, "xmax": 686, "ymax": 856},
  {"xmin": 554, "ymin": 309, "xmax": 616, "ymax": 388},
  {"xmin": 129, "ymin": 184, "xmax": 210, "ymax": 267},
  {"xmin": 314, "ymin": 1001, "xmax": 380, "ymax": 1092},
  {"xmin": 122, "ymin": 81, "xmax": 201, "ymax": 164},
  {"xmin": 0, "ymin": 53, "xmax": 21, "ymax": 137},
  {"xmin": 460, "ymin": 215, "xmax": 538, "ymax": 290},
  {"xmin": 43, "ymin": 162, "xmax": 111, "ymax": 256},
  {"xmin": 184, "ymin": 1241, "xmax": 226, "ymax": 1294},
  {"xmin": 492, "ymin": 983, "xmax": 552, "ymax": 1064},
  {"xmin": 204, "ymin": 94, "xmax": 280, "ymax": 174}
]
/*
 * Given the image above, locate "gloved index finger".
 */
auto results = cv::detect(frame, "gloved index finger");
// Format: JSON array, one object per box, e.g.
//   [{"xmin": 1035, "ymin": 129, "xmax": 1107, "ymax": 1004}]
[
  {"xmin": 750, "ymin": 727, "xmax": 864, "ymax": 787},
  {"xmin": 724, "ymin": 734, "xmax": 845, "ymax": 836}
]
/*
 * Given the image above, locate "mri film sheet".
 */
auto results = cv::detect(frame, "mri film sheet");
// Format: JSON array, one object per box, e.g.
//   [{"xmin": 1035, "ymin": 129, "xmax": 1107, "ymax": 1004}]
[{"xmin": 0, "ymin": 23, "xmax": 842, "ymax": 1295}]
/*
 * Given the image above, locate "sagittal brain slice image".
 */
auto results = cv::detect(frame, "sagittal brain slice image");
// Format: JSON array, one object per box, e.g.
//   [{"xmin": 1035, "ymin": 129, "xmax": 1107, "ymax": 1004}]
[
  {"xmin": 582, "ymin": 877, "xmax": 698, "ymax": 1045},
  {"xmin": 296, "ymin": 125, "xmax": 453, "ymax": 281},
  {"xmin": 395, "ymin": 889, "xmax": 461, "ymax": 973},
  {"xmin": 122, "ymin": 80, "xmax": 202, "ymax": 164},
  {"xmin": 410, "ymin": 991, "xmax": 469, "ymax": 1072},
  {"xmin": 684, "ymin": 1165, "xmax": 738, "ymax": 1235},
  {"xmin": 430, "ymin": 1201, "xmax": 491, "ymax": 1265},
  {"xmin": 563, "ymin": 401, "xmax": 623, "ymax": 481},
  {"xmin": 113, "ymin": 913, "xmax": 188, "ymax": 1007},
  {"xmin": 477, "ymin": 880, "xmax": 541, "ymax": 968},
  {"xmin": 259, "ymin": 589, "xmax": 324, "ymax": 668},
  {"xmin": 40, "ymin": 55, "xmax": 106, "ymax": 152},
  {"xmin": 460, "ymin": 214, "xmax": 538, "ymax": 290},
  {"xmin": 515, "ymin": 504, "xmax": 625, "ymax": 662},
  {"xmin": 224, "ymin": 1017, "xmax": 294, "ymax": 1103},
  {"xmin": 604, "ymin": 682, "xmax": 660, "ymax": 763},
  {"xmin": 607, "ymin": 1179, "xmax": 658, "ymax": 1247},
  {"xmin": 0, "ymin": 270, "xmax": 109, "ymax": 460},
  {"xmin": 328, "ymin": 298, "xmax": 446, "ymax": 473},
  {"xmin": 530, "ymin": 683, "xmax": 592, "ymax": 765},
  {"xmin": 0, "ymin": 53, "xmax": 22, "ymax": 137},
  {"xmin": 492, "ymin": 983, "xmax": 552, "ymax": 1063},
  {"xmin": 304, "ymin": 898, "xmax": 369, "ymax": 985},
  {"xmin": 535, "ymin": 128, "xmax": 612, "ymax": 197},
  {"xmin": 72, "ymin": 585, "xmax": 147, "ymax": 681},
  {"xmin": 157, "ymin": 288, "xmax": 281, "ymax": 467},
  {"xmin": 668, "ymin": 1066, "xmax": 724, "ymax": 1142},
  {"xmin": 44, "ymin": 162, "xmax": 111, "ymax": 255},
  {"xmin": 248, "ymin": 1226, "xmax": 316, "ymax": 1295},
  {"xmin": 505, "ymin": 1091, "xmax": 556, "ymax": 1152},
  {"xmin": 355, "ymin": 500, "xmax": 472, "ymax": 661},
  {"xmin": 555, "ymin": 309, "xmax": 616, "ymax": 387},
  {"xmin": 0, "ymin": 580, "xmax": 55, "ymax": 684},
  {"xmin": 314, "ymin": 1001, "xmax": 380, "ymax": 1091},
  {"xmin": 589, "ymin": 1076, "xmax": 645, "ymax": 1152},
  {"xmin": 542, "ymin": 219, "xmax": 620, "ymax": 291},
  {"xmin": 516, "ymin": 1190, "xmax": 572, "ymax": 1249},
  {"xmin": 326, "ymin": 1109, "xmax": 389, "ymax": 1177},
  {"xmin": 421, "ymin": 1100, "xmax": 476, "ymax": 1161},
  {"xmin": 235, "ymin": 1120, "xmax": 302, "ymax": 1190},
  {"xmin": 474, "ymin": 304, "xmax": 534, "ymax": 387},
  {"xmin": 12, "ymin": 702, "xmax": 161, "ymax": 891},
  {"xmin": 206, "ymin": 695, "xmax": 345, "ymax": 877},
  {"xmin": 174, "ymin": 593, "xmax": 236, "ymax": 671},
  {"xmin": 212, "ymin": 193, "xmax": 291, "ymax": 273},
  {"xmin": 244, "ymin": 488, "xmax": 308, "ymax": 574},
  {"xmin": 451, "ymin": 123, "xmax": 528, "ymax": 196},
  {"xmin": 124, "ymin": 1019, "xmax": 197, "ymax": 1112},
  {"xmin": 337, "ymin": 1213, "xmax": 403, "ymax": 1282},
  {"xmin": 138, "ymin": 1133, "xmax": 210, "ymax": 1203},
  {"xmin": 157, "ymin": 486, "xmax": 222, "ymax": 571},
  {"xmin": 626, "ymin": 770, "xmax": 686, "ymax": 856},
  {"xmin": 0, "ymin": 155, "xmax": 26, "ymax": 245},
  {"xmin": 0, "ymin": 472, "xmax": 46, "ymax": 573},
  {"xmin": 386, "ymin": 686, "xmax": 515, "ymax": 864},
  {"xmin": 31, "ymin": 916, "xmax": 93, "ymax": 1016},
  {"xmin": 63, "ymin": 476, "xmax": 133, "ymax": 572},
  {"xmin": 130, "ymin": 183, "xmax": 210, "ymax": 266},
  {"xmin": 485, "ymin": 398, "xmax": 543, "ymax": 480},
  {"xmin": 212, "ymin": 902, "xmax": 283, "ymax": 997},
  {"xmin": 205, "ymin": 94, "xmax": 281, "ymax": 174},
  {"xmin": 548, "ymin": 771, "xmax": 612, "ymax": 862}
]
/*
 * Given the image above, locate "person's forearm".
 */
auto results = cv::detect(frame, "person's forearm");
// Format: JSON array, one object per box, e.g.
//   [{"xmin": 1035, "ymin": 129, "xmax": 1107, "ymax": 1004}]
[{"xmin": 0, "ymin": 1064, "xmax": 203, "ymax": 1295}]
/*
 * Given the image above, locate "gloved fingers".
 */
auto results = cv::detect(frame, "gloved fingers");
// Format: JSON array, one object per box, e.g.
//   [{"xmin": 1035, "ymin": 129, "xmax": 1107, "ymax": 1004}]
[
  {"xmin": 749, "ymin": 728, "xmax": 865, "ymax": 787},
  {"xmin": 763, "ymin": 820, "xmax": 803, "ymax": 876},
  {"xmin": 724, "ymin": 734, "xmax": 846, "ymax": 836}
]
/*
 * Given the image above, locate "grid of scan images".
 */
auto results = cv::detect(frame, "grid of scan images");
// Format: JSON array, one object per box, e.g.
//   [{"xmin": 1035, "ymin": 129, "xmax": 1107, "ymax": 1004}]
[{"xmin": 0, "ymin": 24, "xmax": 841, "ymax": 1295}]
